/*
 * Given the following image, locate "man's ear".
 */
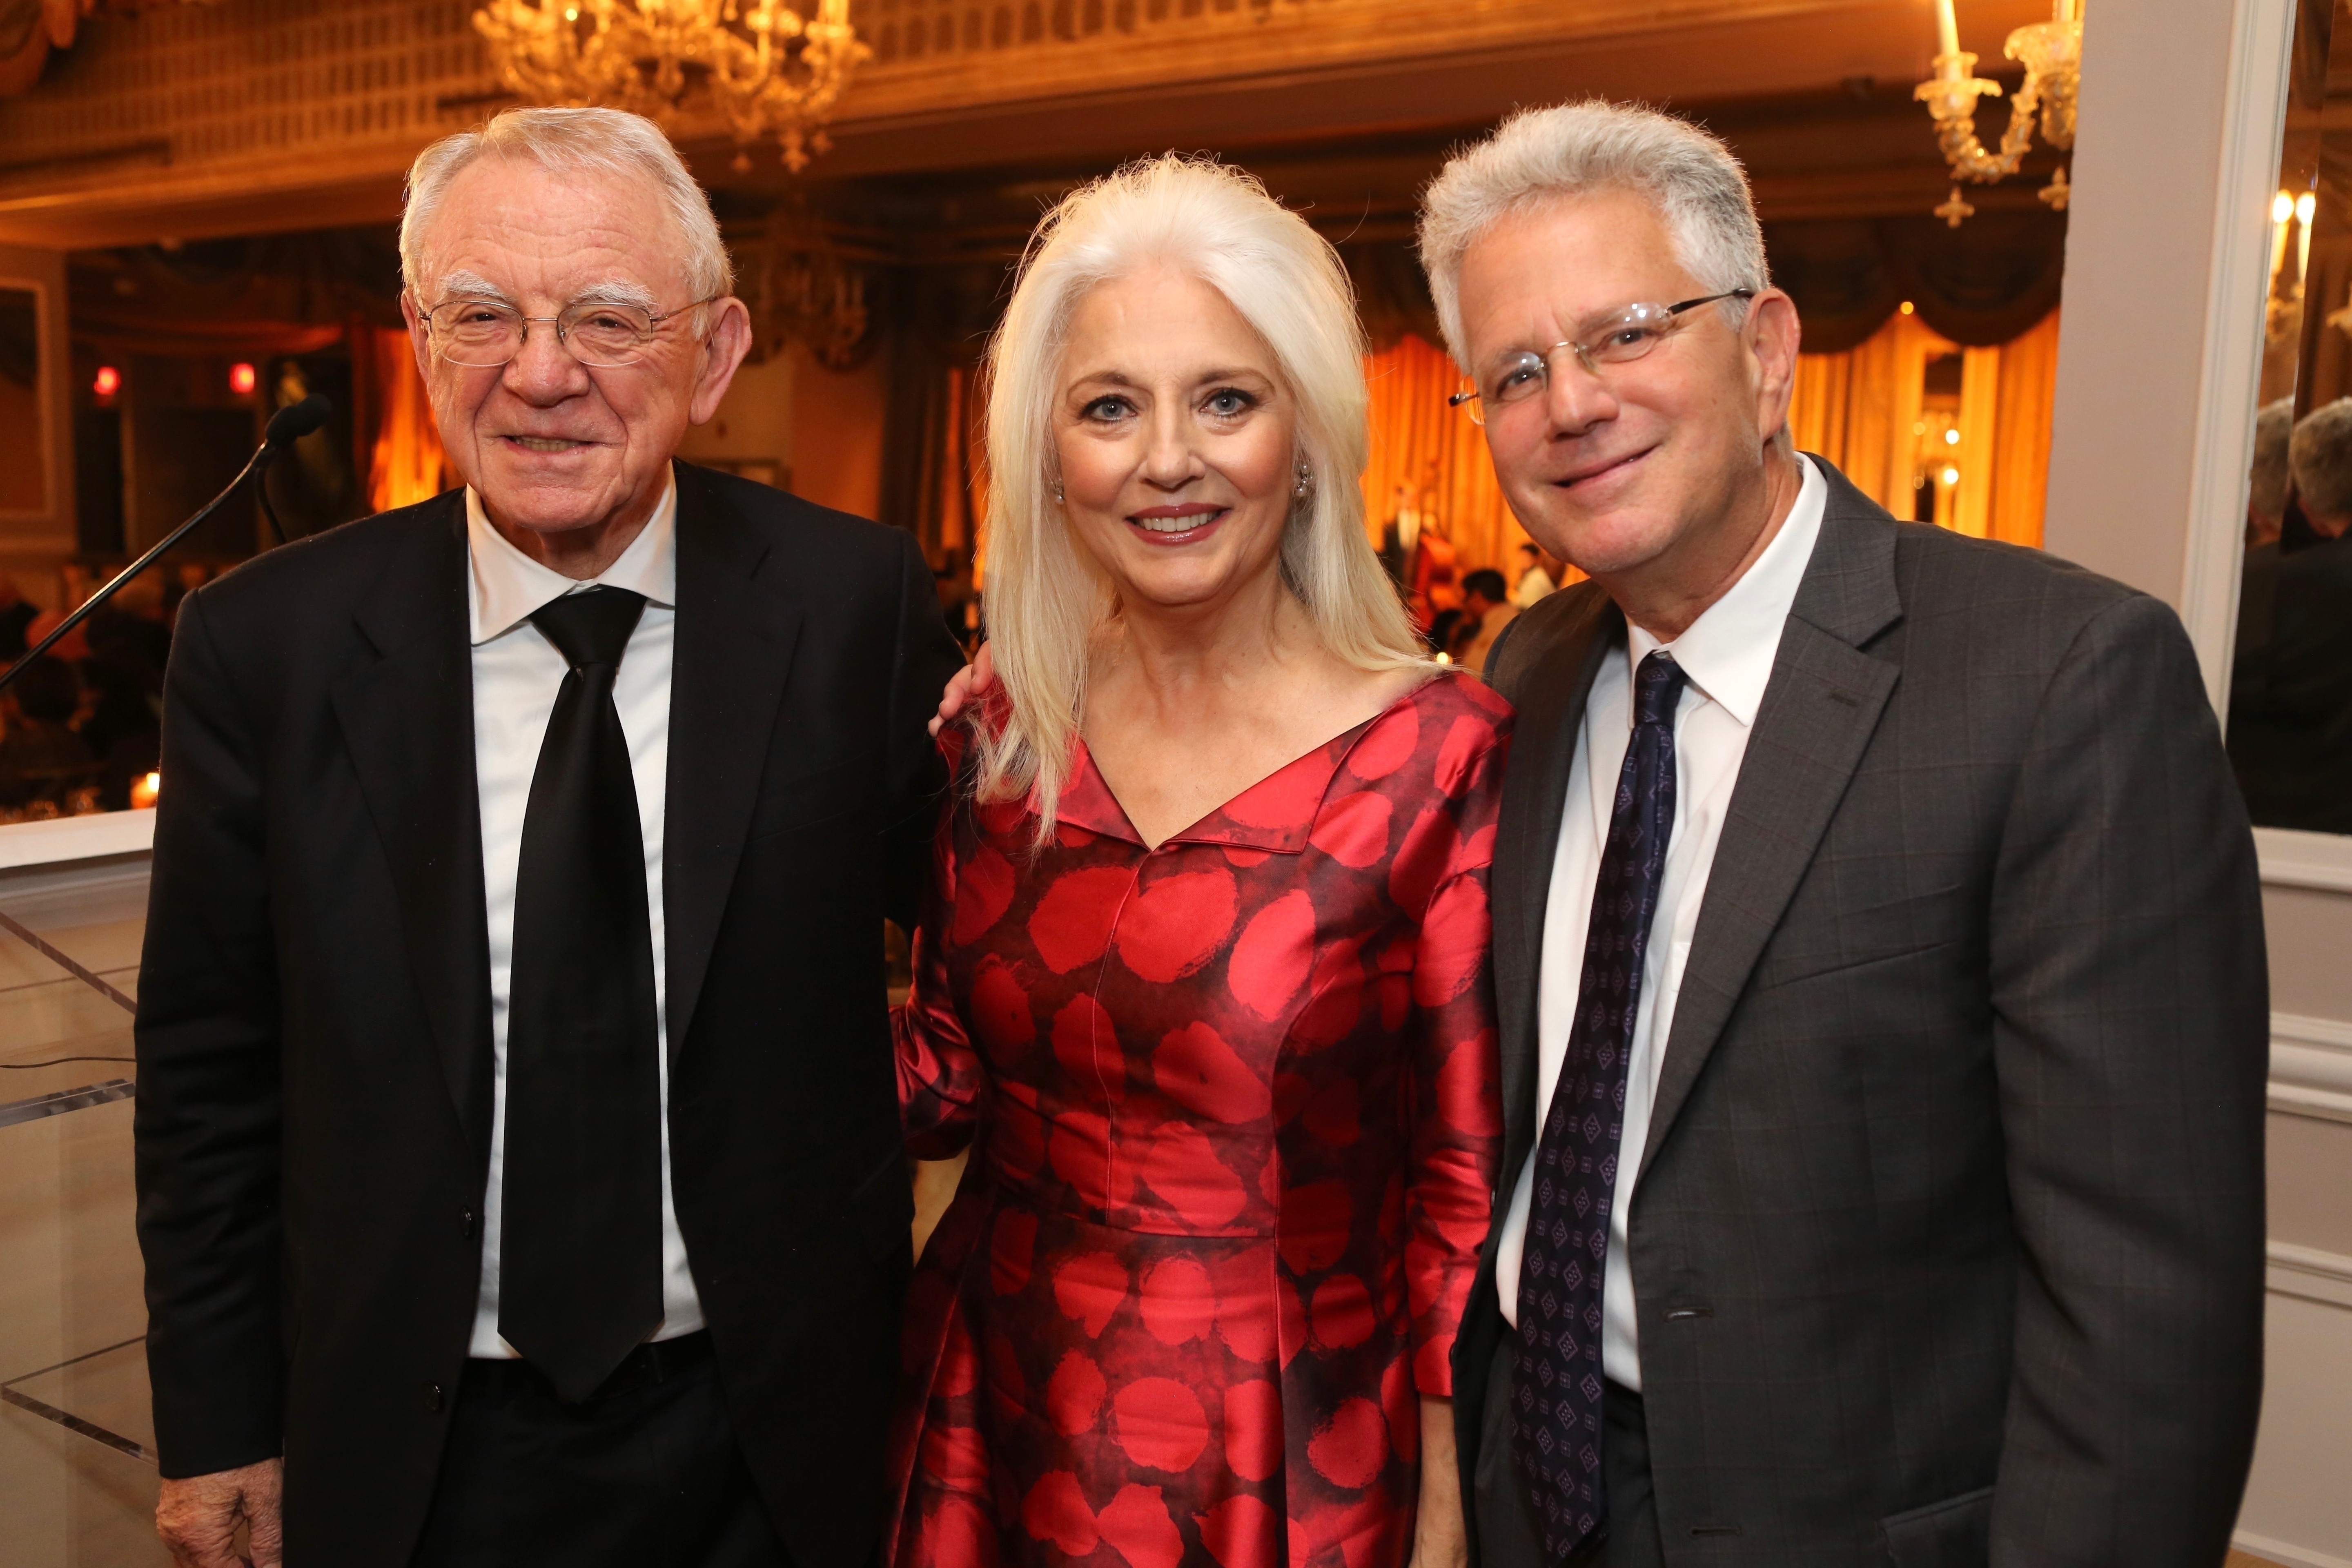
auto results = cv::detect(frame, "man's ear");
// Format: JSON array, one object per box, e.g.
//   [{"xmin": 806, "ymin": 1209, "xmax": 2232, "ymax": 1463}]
[
  {"xmin": 689, "ymin": 300, "xmax": 755, "ymax": 425},
  {"xmin": 1746, "ymin": 288, "xmax": 1802, "ymax": 446},
  {"xmin": 400, "ymin": 291, "xmax": 434, "ymax": 383}
]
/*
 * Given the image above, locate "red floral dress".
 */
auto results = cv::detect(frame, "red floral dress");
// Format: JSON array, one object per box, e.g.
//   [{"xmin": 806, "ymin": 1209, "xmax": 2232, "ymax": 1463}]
[{"xmin": 889, "ymin": 673, "xmax": 1509, "ymax": 1568}]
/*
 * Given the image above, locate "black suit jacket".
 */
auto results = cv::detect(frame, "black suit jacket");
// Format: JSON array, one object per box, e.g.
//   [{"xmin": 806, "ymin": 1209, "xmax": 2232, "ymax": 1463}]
[
  {"xmin": 133, "ymin": 463, "xmax": 965, "ymax": 1567},
  {"xmin": 1453, "ymin": 461, "xmax": 2269, "ymax": 1566}
]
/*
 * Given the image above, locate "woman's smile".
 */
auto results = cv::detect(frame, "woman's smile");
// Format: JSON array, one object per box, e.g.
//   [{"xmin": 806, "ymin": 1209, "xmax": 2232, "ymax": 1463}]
[{"xmin": 1127, "ymin": 501, "xmax": 1227, "ymax": 543}]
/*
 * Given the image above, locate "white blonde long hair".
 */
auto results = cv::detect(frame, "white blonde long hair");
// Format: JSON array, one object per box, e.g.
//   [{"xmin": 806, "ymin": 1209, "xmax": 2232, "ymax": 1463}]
[{"xmin": 973, "ymin": 154, "xmax": 1426, "ymax": 842}]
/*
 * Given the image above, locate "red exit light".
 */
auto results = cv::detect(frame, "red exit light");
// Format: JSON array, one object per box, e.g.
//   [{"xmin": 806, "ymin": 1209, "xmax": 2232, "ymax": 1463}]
[
  {"xmin": 229, "ymin": 361, "xmax": 256, "ymax": 396},
  {"xmin": 92, "ymin": 365, "xmax": 121, "ymax": 397}
]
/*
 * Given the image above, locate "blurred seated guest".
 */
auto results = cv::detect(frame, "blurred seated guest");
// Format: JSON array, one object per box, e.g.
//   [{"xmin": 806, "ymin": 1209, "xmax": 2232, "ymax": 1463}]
[
  {"xmin": 0, "ymin": 655, "xmax": 98, "ymax": 810},
  {"xmin": 2247, "ymin": 398, "xmax": 2292, "ymax": 550},
  {"xmin": 0, "ymin": 572, "xmax": 36, "ymax": 658},
  {"xmin": 1430, "ymin": 605, "xmax": 1466, "ymax": 662},
  {"xmin": 1452, "ymin": 566, "xmax": 1520, "ymax": 677},
  {"xmin": 79, "ymin": 573, "xmax": 167, "ymax": 767},
  {"xmin": 892, "ymin": 154, "xmax": 1506, "ymax": 1568},
  {"xmin": 20, "ymin": 605, "xmax": 89, "ymax": 664},
  {"xmin": 1379, "ymin": 478, "xmax": 1422, "ymax": 588},
  {"xmin": 935, "ymin": 552, "xmax": 981, "ymax": 655},
  {"xmin": 1412, "ymin": 501, "xmax": 1462, "ymax": 627},
  {"xmin": 2230, "ymin": 395, "xmax": 2352, "ymax": 830},
  {"xmin": 2227, "ymin": 398, "xmax": 2293, "ymax": 792},
  {"xmin": 99, "ymin": 728, "xmax": 162, "ymax": 813},
  {"xmin": 165, "ymin": 561, "xmax": 212, "ymax": 626},
  {"xmin": 86, "ymin": 570, "xmax": 172, "ymax": 674},
  {"xmin": 1508, "ymin": 540, "xmax": 1555, "ymax": 608}
]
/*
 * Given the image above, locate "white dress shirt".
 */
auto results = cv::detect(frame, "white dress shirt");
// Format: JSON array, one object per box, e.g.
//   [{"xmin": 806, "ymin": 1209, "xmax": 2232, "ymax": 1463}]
[
  {"xmin": 1494, "ymin": 455, "xmax": 1827, "ymax": 1390},
  {"xmin": 464, "ymin": 479, "xmax": 704, "ymax": 1358}
]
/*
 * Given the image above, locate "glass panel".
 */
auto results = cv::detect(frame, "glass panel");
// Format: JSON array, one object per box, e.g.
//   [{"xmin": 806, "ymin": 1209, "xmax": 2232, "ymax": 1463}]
[
  {"xmin": 0, "ymin": 859, "xmax": 163, "ymax": 1564},
  {"xmin": 2227, "ymin": 0, "xmax": 2352, "ymax": 832},
  {"xmin": 0, "ymin": 285, "xmax": 44, "ymax": 514}
]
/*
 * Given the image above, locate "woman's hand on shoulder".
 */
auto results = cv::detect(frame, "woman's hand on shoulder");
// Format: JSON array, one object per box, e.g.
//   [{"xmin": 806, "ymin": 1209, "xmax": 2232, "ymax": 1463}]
[{"xmin": 930, "ymin": 642, "xmax": 996, "ymax": 737}]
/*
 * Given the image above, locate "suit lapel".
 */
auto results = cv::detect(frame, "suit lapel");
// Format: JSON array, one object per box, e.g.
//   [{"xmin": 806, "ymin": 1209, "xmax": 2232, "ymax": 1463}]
[
  {"xmin": 329, "ymin": 493, "xmax": 494, "ymax": 1153},
  {"xmin": 1637, "ymin": 466, "xmax": 1905, "ymax": 1183},
  {"xmin": 663, "ymin": 463, "xmax": 802, "ymax": 1058},
  {"xmin": 1491, "ymin": 589, "xmax": 1621, "ymax": 1180}
]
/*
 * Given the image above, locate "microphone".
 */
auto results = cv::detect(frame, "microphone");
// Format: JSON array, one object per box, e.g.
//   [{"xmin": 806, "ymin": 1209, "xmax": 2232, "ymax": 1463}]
[
  {"xmin": 265, "ymin": 392, "xmax": 332, "ymax": 450},
  {"xmin": 0, "ymin": 395, "xmax": 336, "ymax": 696},
  {"xmin": 254, "ymin": 393, "xmax": 332, "ymax": 546}
]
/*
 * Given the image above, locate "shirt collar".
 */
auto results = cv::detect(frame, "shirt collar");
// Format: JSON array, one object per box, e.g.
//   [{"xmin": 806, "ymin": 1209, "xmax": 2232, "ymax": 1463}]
[
  {"xmin": 1625, "ymin": 453, "xmax": 1826, "ymax": 729},
  {"xmin": 466, "ymin": 472, "xmax": 679, "ymax": 646}
]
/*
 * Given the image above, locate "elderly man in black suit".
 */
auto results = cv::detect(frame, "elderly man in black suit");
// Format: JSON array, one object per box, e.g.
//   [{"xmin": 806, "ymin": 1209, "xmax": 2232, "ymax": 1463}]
[
  {"xmin": 1425, "ymin": 102, "xmax": 2269, "ymax": 1566},
  {"xmin": 134, "ymin": 107, "xmax": 962, "ymax": 1567}
]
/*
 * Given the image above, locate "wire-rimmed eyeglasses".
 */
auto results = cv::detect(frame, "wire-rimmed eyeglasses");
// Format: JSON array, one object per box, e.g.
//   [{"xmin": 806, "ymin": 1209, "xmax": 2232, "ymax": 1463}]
[
  {"xmin": 417, "ymin": 294, "xmax": 720, "ymax": 369},
  {"xmin": 1446, "ymin": 290, "xmax": 1756, "ymax": 425}
]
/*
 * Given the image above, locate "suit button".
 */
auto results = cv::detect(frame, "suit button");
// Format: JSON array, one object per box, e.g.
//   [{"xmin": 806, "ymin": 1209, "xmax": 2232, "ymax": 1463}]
[
  {"xmin": 421, "ymin": 1383, "xmax": 444, "ymax": 1413},
  {"xmin": 460, "ymin": 1209, "xmax": 477, "ymax": 1238}
]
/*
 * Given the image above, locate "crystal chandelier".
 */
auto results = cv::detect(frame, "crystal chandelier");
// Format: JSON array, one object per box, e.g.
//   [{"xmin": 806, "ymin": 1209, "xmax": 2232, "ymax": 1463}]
[
  {"xmin": 472, "ymin": 0, "xmax": 871, "ymax": 174},
  {"xmin": 1915, "ymin": 0, "xmax": 2082, "ymax": 227}
]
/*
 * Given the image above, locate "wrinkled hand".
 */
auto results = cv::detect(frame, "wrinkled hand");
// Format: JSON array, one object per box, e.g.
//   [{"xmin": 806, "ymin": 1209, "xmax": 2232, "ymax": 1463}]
[
  {"xmin": 929, "ymin": 641, "xmax": 996, "ymax": 737},
  {"xmin": 157, "ymin": 1458, "xmax": 283, "ymax": 1568},
  {"xmin": 1408, "ymin": 1396, "xmax": 1467, "ymax": 1568}
]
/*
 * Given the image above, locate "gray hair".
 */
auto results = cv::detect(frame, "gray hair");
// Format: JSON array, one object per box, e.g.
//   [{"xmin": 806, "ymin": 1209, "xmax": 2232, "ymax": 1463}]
[
  {"xmin": 974, "ymin": 153, "xmax": 1425, "ymax": 845},
  {"xmin": 2250, "ymin": 396, "xmax": 2294, "ymax": 526},
  {"xmin": 399, "ymin": 107, "xmax": 733, "ymax": 303},
  {"xmin": 1417, "ymin": 99, "xmax": 1768, "ymax": 367},
  {"xmin": 2292, "ymin": 397, "xmax": 2352, "ymax": 523}
]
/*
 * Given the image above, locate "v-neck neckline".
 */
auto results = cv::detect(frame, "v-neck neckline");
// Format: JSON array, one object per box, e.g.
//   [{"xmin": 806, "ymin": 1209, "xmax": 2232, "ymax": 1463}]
[{"xmin": 1057, "ymin": 674, "xmax": 1443, "ymax": 853}]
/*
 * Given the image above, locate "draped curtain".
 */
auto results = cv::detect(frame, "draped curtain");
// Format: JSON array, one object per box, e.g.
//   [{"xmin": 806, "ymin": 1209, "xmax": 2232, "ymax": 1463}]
[
  {"xmin": 1789, "ymin": 307, "xmax": 2058, "ymax": 547},
  {"xmin": 1359, "ymin": 334, "xmax": 1532, "ymax": 575},
  {"xmin": 363, "ymin": 326, "xmax": 448, "ymax": 514}
]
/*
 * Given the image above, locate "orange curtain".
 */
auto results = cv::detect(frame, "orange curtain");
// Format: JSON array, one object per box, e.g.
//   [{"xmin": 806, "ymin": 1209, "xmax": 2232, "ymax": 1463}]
[
  {"xmin": 1789, "ymin": 307, "xmax": 2058, "ymax": 547},
  {"xmin": 1360, "ymin": 334, "xmax": 1532, "ymax": 575},
  {"xmin": 1986, "ymin": 310, "xmax": 2060, "ymax": 548},
  {"xmin": 368, "ymin": 327, "xmax": 449, "ymax": 514}
]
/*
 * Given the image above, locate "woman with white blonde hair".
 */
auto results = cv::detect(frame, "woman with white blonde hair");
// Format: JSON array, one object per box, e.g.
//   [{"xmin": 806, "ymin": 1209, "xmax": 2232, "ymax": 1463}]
[{"xmin": 888, "ymin": 154, "xmax": 1510, "ymax": 1568}]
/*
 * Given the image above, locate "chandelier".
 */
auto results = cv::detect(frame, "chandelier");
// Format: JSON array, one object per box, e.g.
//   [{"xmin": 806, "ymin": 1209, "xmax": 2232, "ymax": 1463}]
[
  {"xmin": 472, "ymin": 0, "xmax": 871, "ymax": 174},
  {"xmin": 1915, "ymin": 0, "xmax": 2082, "ymax": 227}
]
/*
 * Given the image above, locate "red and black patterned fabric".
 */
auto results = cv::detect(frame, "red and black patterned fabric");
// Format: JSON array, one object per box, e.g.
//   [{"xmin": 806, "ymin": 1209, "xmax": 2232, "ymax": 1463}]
[{"xmin": 887, "ymin": 673, "xmax": 1511, "ymax": 1568}]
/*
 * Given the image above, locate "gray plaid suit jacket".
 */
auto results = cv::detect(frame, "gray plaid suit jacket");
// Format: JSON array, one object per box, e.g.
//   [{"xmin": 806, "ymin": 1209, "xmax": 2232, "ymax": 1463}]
[{"xmin": 1452, "ymin": 460, "xmax": 2269, "ymax": 1567}]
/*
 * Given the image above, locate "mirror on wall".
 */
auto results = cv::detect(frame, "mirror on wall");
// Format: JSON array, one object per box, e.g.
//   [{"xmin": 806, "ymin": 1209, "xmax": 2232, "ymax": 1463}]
[
  {"xmin": 0, "ymin": 284, "xmax": 45, "ymax": 514},
  {"xmin": 2227, "ymin": 0, "xmax": 2352, "ymax": 834}
]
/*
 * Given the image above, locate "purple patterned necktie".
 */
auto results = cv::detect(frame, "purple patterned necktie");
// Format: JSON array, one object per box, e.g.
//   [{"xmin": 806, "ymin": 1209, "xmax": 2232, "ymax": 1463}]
[{"xmin": 1514, "ymin": 649, "xmax": 1687, "ymax": 1561}]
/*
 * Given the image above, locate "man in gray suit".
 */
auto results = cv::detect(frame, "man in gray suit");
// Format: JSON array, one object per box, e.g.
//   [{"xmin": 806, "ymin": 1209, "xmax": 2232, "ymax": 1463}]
[{"xmin": 1426, "ymin": 102, "xmax": 2269, "ymax": 1566}]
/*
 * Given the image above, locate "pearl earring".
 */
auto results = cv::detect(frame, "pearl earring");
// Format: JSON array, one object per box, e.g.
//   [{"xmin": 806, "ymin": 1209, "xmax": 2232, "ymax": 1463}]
[
  {"xmin": 1053, "ymin": 483, "xmax": 1065, "ymax": 504},
  {"xmin": 1294, "ymin": 466, "xmax": 1312, "ymax": 498}
]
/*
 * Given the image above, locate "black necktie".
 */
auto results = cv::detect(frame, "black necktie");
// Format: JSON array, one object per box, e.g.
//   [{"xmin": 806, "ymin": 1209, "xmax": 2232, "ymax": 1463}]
[
  {"xmin": 1514, "ymin": 649, "xmax": 1687, "ymax": 1561},
  {"xmin": 498, "ymin": 585, "xmax": 664, "ymax": 1403}
]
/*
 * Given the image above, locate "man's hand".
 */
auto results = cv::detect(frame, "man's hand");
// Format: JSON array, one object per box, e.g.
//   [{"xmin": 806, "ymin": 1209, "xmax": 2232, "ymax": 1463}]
[
  {"xmin": 929, "ymin": 641, "xmax": 995, "ymax": 737},
  {"xmin": 1409, "ymin": 1395, "xmax": 1468, "ymax": 1568},
  {"xmin": 157, "ymin": 1458, "xmax": 283, "ymax": 1568}
]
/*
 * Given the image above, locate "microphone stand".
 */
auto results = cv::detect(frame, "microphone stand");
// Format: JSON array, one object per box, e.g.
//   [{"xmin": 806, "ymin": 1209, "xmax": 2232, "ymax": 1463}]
[{"xmin": 0, "ymin": 394, "xmax": 332, "ymax": 698}]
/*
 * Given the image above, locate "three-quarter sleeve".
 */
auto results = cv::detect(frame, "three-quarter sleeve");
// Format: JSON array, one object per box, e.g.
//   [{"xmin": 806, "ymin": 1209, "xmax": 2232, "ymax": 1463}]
[
  {"xmin": 894, "ymin": 736, "xmax": 987, "ymax": 1161},
  {"xmin": 1402, "ymin": 712, "xmax": 1509, "ymax": 1396}
]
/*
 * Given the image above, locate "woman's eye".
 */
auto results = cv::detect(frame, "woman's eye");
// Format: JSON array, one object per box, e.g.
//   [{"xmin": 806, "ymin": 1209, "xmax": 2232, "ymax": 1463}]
[
  {"xmin": 1203, "ymin": 389, "xmax": 1255, "ymax": 417},
  {"xmin": 1082, "ymin": 396, "xmax": 1131, "ymax": 421}
]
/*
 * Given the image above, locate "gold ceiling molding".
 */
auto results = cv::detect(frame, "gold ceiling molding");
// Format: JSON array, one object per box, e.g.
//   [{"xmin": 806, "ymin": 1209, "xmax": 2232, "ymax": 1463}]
[
  {"xmin": 0, "ymin": 0, "xmax": 2060, "ymax": 249},
  {"xmin": 0, "ymin": 0, "xmax": 213, "ymax": 97}
]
